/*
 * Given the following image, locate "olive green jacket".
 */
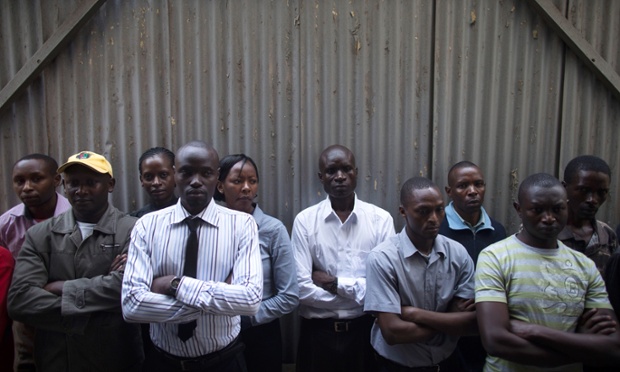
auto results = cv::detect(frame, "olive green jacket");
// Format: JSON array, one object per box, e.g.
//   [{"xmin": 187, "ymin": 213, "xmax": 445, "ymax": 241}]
[{"xmin": 8, "ymin": 205, "xmax": 143, "ymax": 371}]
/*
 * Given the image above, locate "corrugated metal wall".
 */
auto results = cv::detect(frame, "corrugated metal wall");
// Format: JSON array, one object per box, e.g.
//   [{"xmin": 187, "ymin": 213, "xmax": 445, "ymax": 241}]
[
  {"xmin": 434, "ymin": 0, "xmax": 570, "ymax": 232},
  {"xmin": 2, "ymin": 0, "xmax": 620, "ymax": 363},
  {"xmin": 559, "ymin": 0, "xmax": 620, "ymax": 232},
  {"xmin": 3, "ymin": 0, "xmax": 618, "ymax": 235}
]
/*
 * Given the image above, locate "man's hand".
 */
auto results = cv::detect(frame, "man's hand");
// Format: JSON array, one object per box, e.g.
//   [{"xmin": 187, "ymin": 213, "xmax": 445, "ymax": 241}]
[
  {"xmin": 109, "ymin": 254, "xmax": 127, "ymax": 273},
  {"xmin": 449, "ymin": 297, "xmax": 475, "ymax": 312},
  {"xmin": 578, "ymin": 308, "xmax": 617, "ymax": 335},
  {"xmin": 43, "ymin": 281, "xmax": 65, "ymax": 295},
  {"xmin": 312, "ymin": 270, "xmax": 337, "ymax": 293},
  {"xmin": 151, "ymin": 275, "xmax": 176, "ymax": 295},
  {"xmin": 312, "ymin": 270, "xmax": 335, "ymax": 286}
]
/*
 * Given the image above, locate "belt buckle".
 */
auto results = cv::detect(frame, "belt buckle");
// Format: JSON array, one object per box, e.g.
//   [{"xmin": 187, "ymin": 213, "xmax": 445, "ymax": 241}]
[
  {"xmin": 180, "ymin": 359, "xmax": 199, "ymax": 371},
  {"xmin": 334, "ymin": 321, "xmax": 349, "ymax": 332}
]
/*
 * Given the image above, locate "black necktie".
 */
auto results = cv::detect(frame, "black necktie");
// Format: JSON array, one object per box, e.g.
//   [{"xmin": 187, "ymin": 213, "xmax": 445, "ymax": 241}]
[{"xmin": 178, "ymin": 217, "xmax": 199, "ymax": 342}]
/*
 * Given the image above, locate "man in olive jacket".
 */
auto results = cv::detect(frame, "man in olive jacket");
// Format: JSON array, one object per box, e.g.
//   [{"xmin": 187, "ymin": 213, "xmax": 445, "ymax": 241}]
[{"xmin": 8, "ymin": 151, "xmax": 143, "ymax": 371}]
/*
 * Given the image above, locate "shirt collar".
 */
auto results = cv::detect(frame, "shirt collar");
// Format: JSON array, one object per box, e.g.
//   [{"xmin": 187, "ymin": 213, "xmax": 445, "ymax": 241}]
[
  {"xmin": 445, "ymin": 201, "xmax": 494, "ymax": 232},
  {"xmin": 52, "ymin": 203, "xmax": 116, "ymax": 234},
  {"xmin": 11, "ymin": 192, "xmax": 69, "ymax": 220},
  {"xmin": 557, "ymin": 219, "xmax": 607, "ymax": 242},
  {"xmin": 320, "ymin": 193, "xmax": 359, "ymax": 224},
  {"xmin": 398, "ymin": 227, "xmax": 446, "ymax": 259},
  {"xmin": 172, "ymin": 198, "xmax": 219, "ymax": 228},
  {"xmin": 251, "ymin": 204, "xmax": 265, "ymax": 228},
  {"xmin": 11, "ymin": 203, "xmax": 28, "ymax": 218}
]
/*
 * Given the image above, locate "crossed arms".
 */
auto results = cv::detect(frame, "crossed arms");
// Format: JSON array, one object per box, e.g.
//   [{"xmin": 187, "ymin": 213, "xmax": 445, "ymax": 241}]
[
  {"xmin": 122, "ymin": 215, "xmax": 263, "ymax": 323},
  {"xmin": 8, "ymin": 229, "xmax": 129, "ymax": 334},
  {"xmin": 477, "ymin": 301, "xmax": 620, "ymax": 367},
  {"xmin": 376, "ymin": 297, "xmax": 477, "ymax": 345}
]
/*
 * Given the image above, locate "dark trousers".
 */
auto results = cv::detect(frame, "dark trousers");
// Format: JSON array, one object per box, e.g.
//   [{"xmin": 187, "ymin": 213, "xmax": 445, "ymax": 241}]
[
  {"xmin": 240, "ymin": 319, "xmax": 282, "ymax": 372},
  {"xmin": 13, "ymin": 321, "xmax": 36, "ymax": 372},
  {"xmin": 1, "ymin": 321, "xmax": 14, "ymax": 372},
  {"xmin": 144, "ymin": 337, "xmax": 247, "ymax": 372},
  {"xmin": 140, "ymin": 323, "xmax": 156, "ymax": 372},
  {"xmin": 439, "ymin": 335, "xmax": 486, "ymax": 372},
  {"xmin": 296, "ymin": 315, "xmax": 377, "ymax": 372}
]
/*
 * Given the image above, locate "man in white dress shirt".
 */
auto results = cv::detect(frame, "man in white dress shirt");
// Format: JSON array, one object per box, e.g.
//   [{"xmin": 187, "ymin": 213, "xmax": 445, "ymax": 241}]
[
  {"xmin": 122, "ymin": 141, "xmax": 263, "ymax": 372},
  {"xmin": 292, "ymin": 144, "xmax": 395, "ymax": 372}
]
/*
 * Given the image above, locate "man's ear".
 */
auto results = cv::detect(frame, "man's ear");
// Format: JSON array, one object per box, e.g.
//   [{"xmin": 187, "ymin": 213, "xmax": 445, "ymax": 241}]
[
  {"xmin": 139, "ymin": 174, "xmax": 145, "ymax": 187},
  {"xmin": 216, "ymin": 181, "xmax": 225, "ymax": 196},
  {"xmin": 513, "ymin": 201, "xmax": 521, "ymax": 216},
  {"xmin": 399, "ymin": 205, "xmax": 406, "ymax": 218},
  {"xmin": 317, "ymin": 171, "xmax": 323, "ymax": 182},
  {"xmin": 445, "ymin": 186, "xmax": 451, "ymax": 198},
  {"xmin": 53, "ymin": 173, "xmax": 62, "ymax": 188},
  {"xmin": 561, "ymin": 180, "xmax": 567, "ymax": 188},
  {"xmin": 108, "ymin": 177, "xmax": 116, "ymax": 193}
]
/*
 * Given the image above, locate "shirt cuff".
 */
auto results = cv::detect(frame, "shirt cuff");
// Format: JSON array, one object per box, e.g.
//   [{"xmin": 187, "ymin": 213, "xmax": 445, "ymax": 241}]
[
  {"xmin": 175, "ymin": 276, "xmax": 210, "ymax": 306},
  {"xmin": 336, "ymin": 277, "xmax": 355, "ymax": 296}
]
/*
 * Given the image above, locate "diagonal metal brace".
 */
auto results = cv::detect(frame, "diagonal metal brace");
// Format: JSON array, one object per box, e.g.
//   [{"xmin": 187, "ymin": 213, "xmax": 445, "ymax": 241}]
[
  {"xmin": 0, "ymin": 0, "xmax": 107, "ymax": 114},
  {"xmin": 525, "ymin": 0, "xmax": 620, "ymax": 102}
]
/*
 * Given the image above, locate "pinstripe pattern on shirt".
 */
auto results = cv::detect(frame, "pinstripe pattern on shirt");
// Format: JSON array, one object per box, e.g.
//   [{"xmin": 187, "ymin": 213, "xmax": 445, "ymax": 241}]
[{"xmin": 122, "ymin": 200, "xmax": 262, "ymax": 357}]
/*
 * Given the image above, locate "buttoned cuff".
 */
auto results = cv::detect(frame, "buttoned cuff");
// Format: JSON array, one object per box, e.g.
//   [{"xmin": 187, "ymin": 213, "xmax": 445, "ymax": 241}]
[
  {"xmin": 175, "ymin": 276, "xmax": 212, "ymax": 307},
  {"xmin": 61, "ymin": 280, "xmax": 86, "ymax": 315},
  {"xmin": 60, "ymin": 281, "xmax": 90, "ymax": 334}
]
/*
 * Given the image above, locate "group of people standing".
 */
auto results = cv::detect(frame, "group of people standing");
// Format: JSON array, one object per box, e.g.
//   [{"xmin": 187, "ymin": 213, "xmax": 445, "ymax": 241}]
[{"xmin": 0, "ymin": 141, "xmax": 619, "ymax": 372}]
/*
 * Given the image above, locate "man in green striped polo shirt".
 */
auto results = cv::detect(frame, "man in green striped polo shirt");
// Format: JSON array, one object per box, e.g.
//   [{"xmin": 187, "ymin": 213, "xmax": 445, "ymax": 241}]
[{"xmin": 475, "ymin": 173, "xmax": 620, "ymax": 371}]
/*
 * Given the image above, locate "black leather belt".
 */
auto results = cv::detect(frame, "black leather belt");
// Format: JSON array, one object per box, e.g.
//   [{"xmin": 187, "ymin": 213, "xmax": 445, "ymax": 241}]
[
  {"xmin": 154, "ymin": 337, "xmax": 244, "ymax": 371},
  {"xmin": 305, "ymin": 314, "xmax": 374, "ymax": 333}
]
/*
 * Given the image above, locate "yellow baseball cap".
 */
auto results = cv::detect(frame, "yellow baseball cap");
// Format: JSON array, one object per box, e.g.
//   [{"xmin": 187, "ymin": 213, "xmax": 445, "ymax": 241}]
[{"xmin": 58, "ymin": 151, "xmax": 114, "ymax": 177}]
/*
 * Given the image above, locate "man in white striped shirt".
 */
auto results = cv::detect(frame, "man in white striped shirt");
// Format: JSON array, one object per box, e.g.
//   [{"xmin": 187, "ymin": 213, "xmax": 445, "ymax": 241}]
[{"xmin": 122, "ymin": 141, "xmax": 263, "ymax": 372}]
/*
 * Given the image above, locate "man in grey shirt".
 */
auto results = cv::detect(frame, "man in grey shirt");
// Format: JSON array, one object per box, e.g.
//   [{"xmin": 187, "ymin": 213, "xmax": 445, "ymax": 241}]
[{"xmin": 365, "ymin": 176, "xmax": 476, "ymax": 371}]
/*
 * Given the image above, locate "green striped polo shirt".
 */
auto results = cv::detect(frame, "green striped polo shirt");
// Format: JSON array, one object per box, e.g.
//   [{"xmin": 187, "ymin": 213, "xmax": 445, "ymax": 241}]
[{"xmin": 475, "ymin": 235, "xmax": 611, "ymax": 372}]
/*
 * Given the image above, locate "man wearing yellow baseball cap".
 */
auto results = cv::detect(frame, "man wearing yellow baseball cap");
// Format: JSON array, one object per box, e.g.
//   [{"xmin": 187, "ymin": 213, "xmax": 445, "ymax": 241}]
[
  {"xmin": 9, "ymin": 150, "xmax": 144, "ymax": 371},
  {"xmin": 57, "ymin": 150, "xmax": 114, "ymax": 177}
]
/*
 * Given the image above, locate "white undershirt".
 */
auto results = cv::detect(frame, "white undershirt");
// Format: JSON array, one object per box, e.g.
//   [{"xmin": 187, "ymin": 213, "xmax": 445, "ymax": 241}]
[{"xmin": 76, "ymin": 221, "xmax": 97, "ymax": 239}]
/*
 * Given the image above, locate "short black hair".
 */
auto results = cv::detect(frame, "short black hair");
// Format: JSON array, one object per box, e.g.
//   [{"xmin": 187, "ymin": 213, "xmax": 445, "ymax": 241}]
[
  {"xmin": 319, "ymin": 145, "xmax": 355, "ymax": 171},
  {"xmin": 14, "ymin": 154, "xmax": 59, "ymax": 176},
  {"xmin": 448, "ymin": 161, "xmax": 478, "ymax": 174},
  {"xmin": 518, "ymin": 173, "xmax": 563, "ymax": 203},
  {"xmin": 138, "ymin": 147, "xmax": 175, "ymax": 174},
  {"xmin": 400, "ymin": 176, "xmax": 437, "ymax": 204},
  {"xmin": 447, "ymin": 160, "xmax": 479, "ymax": 184},
  {"xmin": 213, "ymin": 154, "xmax": 259, "ymax": 202},
  {"xmin": 563, "ymin": 155, "xmax": 611, "ymax": 184}
]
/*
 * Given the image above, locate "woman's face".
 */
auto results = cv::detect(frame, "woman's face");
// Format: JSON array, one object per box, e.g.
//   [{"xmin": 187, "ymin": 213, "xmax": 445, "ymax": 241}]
[
  {"xmin": 139, "ymin": 154, "xmax": 176, "ymax": 207},
  {"xmin": 217, "ymin": 160, "xmax": 258, "ymax": 214}
]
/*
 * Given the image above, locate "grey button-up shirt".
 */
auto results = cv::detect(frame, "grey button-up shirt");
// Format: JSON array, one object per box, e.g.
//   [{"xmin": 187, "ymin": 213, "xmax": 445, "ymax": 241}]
[
  {"xmin": 247, "ymin": 205, "xmax": 298, "ymax": 325},
  {"xmin": 365, "ymin": 228, "xmax": 475, "ymax": 367}
]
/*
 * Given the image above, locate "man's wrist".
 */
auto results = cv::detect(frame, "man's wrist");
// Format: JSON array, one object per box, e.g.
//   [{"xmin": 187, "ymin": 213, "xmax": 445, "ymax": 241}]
[
  {"xmin": 326, "ymin": 277, "xmax": 338, "ymax": 294},
  {"xmin": 169, "ymin": 276, "xmax": 181, "ymax": 296}
]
